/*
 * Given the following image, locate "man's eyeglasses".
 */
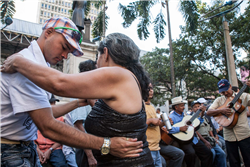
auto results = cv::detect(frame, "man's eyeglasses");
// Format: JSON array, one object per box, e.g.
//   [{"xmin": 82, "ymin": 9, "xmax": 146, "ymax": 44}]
[{"xmin": 54, "ymin": 27, "xmax": 83, "ymax": 44}]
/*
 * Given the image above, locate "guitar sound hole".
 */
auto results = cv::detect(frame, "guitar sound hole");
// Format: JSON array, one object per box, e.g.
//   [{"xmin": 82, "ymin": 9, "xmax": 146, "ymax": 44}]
[{"xmin": 186, "ymin": 121, "xmax": 191, "ymax": 125}]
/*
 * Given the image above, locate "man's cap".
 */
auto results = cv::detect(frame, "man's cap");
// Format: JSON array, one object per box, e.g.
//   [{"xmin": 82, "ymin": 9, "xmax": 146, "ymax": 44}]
[
  {"xmin": 217, "ymin": 79, "xmax": 230, "ymax": 93},
  {"xmin": 197, "ymin": 98, "xmax": 207, "ymax": 104},
  {"xmin": 191, "ymin": 100, "xmax": 201, "ymax": 107},
  {"xmin": 171, "ymin": 96, "xmax": 187, "ymax": 106},
  {"xmin": 49, "ymin": 94, "xmax": 60, "ymax": 103},
  {"xmin": 42, "ymin": 17, "xmax": 84, "ymax": 57}
]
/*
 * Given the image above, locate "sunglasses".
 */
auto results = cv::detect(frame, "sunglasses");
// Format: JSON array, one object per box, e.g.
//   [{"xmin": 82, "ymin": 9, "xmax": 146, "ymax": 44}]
[{"xmin": 54, "ymin": 27, "xmax": 83, "ymax": 44}]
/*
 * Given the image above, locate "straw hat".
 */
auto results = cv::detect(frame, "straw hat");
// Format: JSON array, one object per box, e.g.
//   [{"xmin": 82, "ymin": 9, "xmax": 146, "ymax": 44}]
[{"xmin": 171, "ymin": 96, "xmax": 187, "ymax": 106}]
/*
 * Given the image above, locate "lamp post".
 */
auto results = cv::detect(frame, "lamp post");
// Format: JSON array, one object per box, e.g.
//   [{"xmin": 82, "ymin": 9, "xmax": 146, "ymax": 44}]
[
  {"xmin": 199, "ymin": 0, "xmax": 243, "ymax": 87},
  {"xmin": 165, "ymin": 0, "xmax": 176, "ymax": 97},
  {"xmin": 1, "ymin": 17, "xmax": 13, "ymax": 30}
]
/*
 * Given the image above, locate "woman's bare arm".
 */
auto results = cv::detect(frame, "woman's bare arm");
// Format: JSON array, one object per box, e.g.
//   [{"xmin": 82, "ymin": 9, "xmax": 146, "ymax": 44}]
[{"xmin": 1, "ymin": 54, "xmax": 127, "ymax": 100}]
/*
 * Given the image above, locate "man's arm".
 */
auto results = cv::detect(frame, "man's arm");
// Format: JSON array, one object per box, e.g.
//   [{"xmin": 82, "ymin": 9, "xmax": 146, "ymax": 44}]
[
  {"xmin": 52, "ymin": 99, "xmax": 88, "ymax": 118},
  {"xmin": 146, "ymin": 118, "xmax": 162, "ymax": 126},
  {"xmin": 206, "ymin": 107, "xmax": 232, "ymax": 117},
  {"xmin": 196, "ymin": 131, "xmax": 212, "ymax": 150},
  {"xmin": 74, "ymin": 120, "xmax": 97, "ymax": 166},
  {"xmin": 29, "ymin": 108, "xmax": 143, "ymax": 158}
]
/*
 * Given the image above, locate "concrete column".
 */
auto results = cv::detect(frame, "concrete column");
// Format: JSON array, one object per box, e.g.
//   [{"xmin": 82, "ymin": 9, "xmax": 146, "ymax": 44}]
[
  {"xmin": 223, "ymin": 16, "xmax": 238, "ymax": 87},
  {"xmin": 82, "ymin": 19, "xmax": 92, "ymax": 42}
]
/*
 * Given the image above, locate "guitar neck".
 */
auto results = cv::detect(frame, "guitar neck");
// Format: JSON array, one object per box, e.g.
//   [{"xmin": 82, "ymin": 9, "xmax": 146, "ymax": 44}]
[
  {"xmin": 189, "ymin": 109, "xmax": 202, "ymax": 123},
  {"xmin": 231, "ymin": 84, "xmax": 247, "ymax": 105}
]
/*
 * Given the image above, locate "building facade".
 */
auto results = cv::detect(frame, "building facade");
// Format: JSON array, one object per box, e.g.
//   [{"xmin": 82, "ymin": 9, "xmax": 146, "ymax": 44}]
[{"xmin": 36, "ymin": 0, "xmax": 101, "ymax": 29}]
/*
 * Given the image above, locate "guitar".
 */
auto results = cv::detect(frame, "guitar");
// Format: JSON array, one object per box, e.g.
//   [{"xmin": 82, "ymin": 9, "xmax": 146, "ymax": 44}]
[
  {"xmin": 169, "ymin": 109, "xmax": 203, "ymax": 144},
  {"xmin": 161, "ymin": 128, "xmax": 174, "ymax": 145},
  {"xmin": 214, "ymin": 84, "xmax": 247, "ymax": 128}
]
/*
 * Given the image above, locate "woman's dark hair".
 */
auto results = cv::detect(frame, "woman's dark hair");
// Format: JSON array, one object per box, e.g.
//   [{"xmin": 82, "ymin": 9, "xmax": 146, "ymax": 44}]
[
  {"xmin": 78, "ymin": 59, "xmax": 96, "ymax": 73},
  {"xmin": 98, "ymin": 33, "xmax": 150, "ymax": 101}
]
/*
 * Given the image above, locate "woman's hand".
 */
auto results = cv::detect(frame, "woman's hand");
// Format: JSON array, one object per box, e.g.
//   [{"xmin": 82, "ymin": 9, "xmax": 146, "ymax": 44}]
[{"xmin": 1, "ymin": 53, "xmax": 23, "ymax": 73}]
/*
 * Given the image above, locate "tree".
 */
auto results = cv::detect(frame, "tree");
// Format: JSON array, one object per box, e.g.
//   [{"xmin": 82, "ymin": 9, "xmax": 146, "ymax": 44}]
[
  {"xmin": 0, "ymin": 0, "xmax": 15, "ymax": 24},
  {"xmin": 231, "ymin": 0, "xmax": 250, "ymax": 55},
  {"xmin": 141, "ymin": 1, "xmax": 248, "ymax": 104},
  {"xmin": 86, "ymin": 1, "xmax": 109, "ymax": 39},
  {"xmin": 118, "ymin": 0, "xmax": 199, "ymax": 43}
]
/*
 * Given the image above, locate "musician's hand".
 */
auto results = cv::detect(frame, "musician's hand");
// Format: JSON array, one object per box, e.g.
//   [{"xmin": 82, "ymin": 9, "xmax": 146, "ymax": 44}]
[
  {"xmin": 199, "ymin": 105, "xmax": 206, "ymax": 112},
  {"xmin": 169, "ymin": 117, "xmax": 174, "ymax": 125},
  {"xmin": 215, "ymin": 135, "xmax": 219, "ymax": 140},
  {"xmin": 222, "ymin": 108, "xmax": 232, "ymax": 117},
  {"xmin": 161, "ymin": 127, "xmax": 169, "ymax": 134},
  {"xmin": 180, "ymin": 125, "xmax": 188, "ymax": 132},
  {"xmin": 204, "ymin": 141, "xmax": 212, "ymax": 150},
  {"xmin": 214, "ymin": 138, "xmax": 219, "ymax": 144}
]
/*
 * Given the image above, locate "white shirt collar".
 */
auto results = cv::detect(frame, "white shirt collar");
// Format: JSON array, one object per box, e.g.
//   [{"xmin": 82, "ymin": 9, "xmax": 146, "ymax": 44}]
[{"xmin": 28, "ymin": 40, "xmax": 50, "ymax": 67}]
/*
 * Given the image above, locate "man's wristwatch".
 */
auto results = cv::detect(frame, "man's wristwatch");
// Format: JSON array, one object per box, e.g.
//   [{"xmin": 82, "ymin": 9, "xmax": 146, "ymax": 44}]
[
  {"xmin": 101, "ymin": 138, "xmax": 111, "ymax": 155},
  {"xmin": 49, "ymin": 147, "xmax": 54, "ymax": 152}
]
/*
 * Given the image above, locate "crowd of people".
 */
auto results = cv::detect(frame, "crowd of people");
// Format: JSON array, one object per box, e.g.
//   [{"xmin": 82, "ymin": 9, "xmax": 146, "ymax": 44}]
[{"xmin": 1, "ymin": 16, "xmax": 250, "ymax": 167}]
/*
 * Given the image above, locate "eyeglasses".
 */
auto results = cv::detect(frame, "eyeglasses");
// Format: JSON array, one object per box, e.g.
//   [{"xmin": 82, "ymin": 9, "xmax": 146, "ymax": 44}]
[{"xmin": 54, "ymin": 27, "xmax": 83, "ymax": 44}]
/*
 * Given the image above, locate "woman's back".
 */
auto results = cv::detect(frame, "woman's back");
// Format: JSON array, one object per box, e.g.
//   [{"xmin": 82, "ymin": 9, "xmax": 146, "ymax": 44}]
[{"xmin": 85, "ymin": 99, "xmax": 154, "ymax": 167}]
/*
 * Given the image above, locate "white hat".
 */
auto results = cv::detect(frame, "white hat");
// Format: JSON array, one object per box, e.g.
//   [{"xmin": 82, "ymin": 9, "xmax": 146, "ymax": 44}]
[
  {"xmin": 171, "ymin": 96, "xmax": 187, "ymax": 106},
  {"xmin": 197, "ymin": 98, "xmax": 207, "ymax": 104}
]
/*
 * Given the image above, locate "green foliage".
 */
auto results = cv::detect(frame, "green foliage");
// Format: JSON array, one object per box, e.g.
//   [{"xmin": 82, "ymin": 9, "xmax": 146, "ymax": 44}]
[
  {"xmin": 141, "ymin": 0, "xmax": 249, "ymax": 104},
  {"xmin": 140, "ymin": 48, "xmax": 171, "ymax": 105},
  {"xmin": 179, "ymin": 0, "xmax": 199, "ymax": 34},
  {"xmin": 153, "ymin": 11, "xmax": 166, "ymax": 43},
  {"xmin": 90, "ymin": 0, "xmax": 108, "ymax": 38},
  {"xmin": 231, "ymin": 0, "xmax": 250, "ymax": 54},
  {"xmin": 119, "ymin": 0, "xmax": 199, "ymax": 42},
  {"xmin": 91, "ymin": 10, "xmax": 109, "ymax": 38},
  {"xmin": 0, "ymin": 0, "xmax": 15, "ymax": 24}
]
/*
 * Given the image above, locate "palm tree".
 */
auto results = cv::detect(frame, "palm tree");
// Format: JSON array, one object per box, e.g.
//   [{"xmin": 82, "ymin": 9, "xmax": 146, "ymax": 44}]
[
  {"xmin": 118, "ymin": 0, "xmax": 199, "ymax": 97},
  {"xmin": 0, "ymin": 0, "xmax": 16, "ymax": 24},
  {"xmin": 85, "ymin": 0, "xmax": 109, "ymax": 39}
]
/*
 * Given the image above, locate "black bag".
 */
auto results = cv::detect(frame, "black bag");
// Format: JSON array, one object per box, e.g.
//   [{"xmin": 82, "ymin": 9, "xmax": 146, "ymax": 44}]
[{"xmin": 204, "ymin": 136, "xmax": 216, "ymax": 147}]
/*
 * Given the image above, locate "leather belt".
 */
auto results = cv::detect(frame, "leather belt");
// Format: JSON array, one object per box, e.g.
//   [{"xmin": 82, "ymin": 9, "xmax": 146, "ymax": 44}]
[
  {"xmin": 1, "ymin": 138, "xmax": 20, "ymax": 144},
  {"xmin": 1, "ymin": 138, "xmax": 31, "ymax": 146}
]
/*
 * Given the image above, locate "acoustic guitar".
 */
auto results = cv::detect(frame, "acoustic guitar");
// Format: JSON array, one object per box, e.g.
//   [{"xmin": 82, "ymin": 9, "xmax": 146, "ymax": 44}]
[
  {"xmin": 214, "ymin": 84, "xmax": 247, "ymax": 128},
  {"xmin": 169, "ymin": 109, "xmax": 203, "ymax": 144}
]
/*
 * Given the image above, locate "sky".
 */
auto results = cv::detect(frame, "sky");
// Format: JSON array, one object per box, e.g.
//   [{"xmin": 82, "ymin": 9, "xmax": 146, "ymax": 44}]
[
  {"xmin": 13, "ymin": 0, "xmax": 248, "ymax": 53},
  {"xmin": 13, "ymin": 0, "xmax": 189, "ymax": 52}
]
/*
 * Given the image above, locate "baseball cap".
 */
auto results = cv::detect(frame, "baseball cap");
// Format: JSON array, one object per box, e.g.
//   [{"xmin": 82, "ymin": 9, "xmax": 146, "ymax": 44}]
[
  {"xmin": 42, "ymin": 17, "xmax": 84, "ymax": 57},
  {"xmin": 49, "ymin": 94, "xmax": 60, "ymax": 103},
  {"xmin": 197, "ymin": 98, "xmax": 207, "ymax": 104},
  {"xmin": 217, "ymin": 79, "xmax": 230, "ymax": 93},
  {"xmin": 191, "ymin": 100, "xmax": 200, "ymax": 107}
]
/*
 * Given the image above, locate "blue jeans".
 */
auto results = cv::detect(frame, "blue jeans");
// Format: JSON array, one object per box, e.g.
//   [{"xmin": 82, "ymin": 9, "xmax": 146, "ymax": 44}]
[
  {"xmin": 49, "ymin": 149, "xmax": 68, "ymax": 167},
  {"xmin": 65, "ymin": 152, "xmax": 78, "ymax": 167},
  {"xmin": 1, "ymin": 141, "xmax": 38, "ymax": 167},
  {"xmin": 211, "ymin": 143, "xmax": 227, "ymax": 167},
  {"xmin": 159, "ymin": 144, "xmax": 184, "ymax": 167},
  {"xmin": 150, "ymin": 150, "xmax": 162, "ymax": 167}
]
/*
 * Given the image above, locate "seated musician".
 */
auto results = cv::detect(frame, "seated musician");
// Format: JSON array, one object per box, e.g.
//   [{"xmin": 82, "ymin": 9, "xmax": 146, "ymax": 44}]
[
  {"xmin": 192, "ymin": 100, "xmax": 227, "ymax": 167},
  {"xmin": 207, "ymin": 79, "xmax": 250, "ymax": 167},
  {"xmin": 169, "ymin": 96, "xmax": 213, "ymax": 167},
  {"xmin": 145, "ymin": 83, "xmax": 184, "ymax": 167}
]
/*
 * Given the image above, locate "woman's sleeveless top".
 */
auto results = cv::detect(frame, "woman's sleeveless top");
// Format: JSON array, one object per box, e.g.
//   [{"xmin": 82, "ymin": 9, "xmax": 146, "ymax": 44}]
[{"xmin": 85, "ymin": 99, "xmax": 154, "ymax": 167}]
